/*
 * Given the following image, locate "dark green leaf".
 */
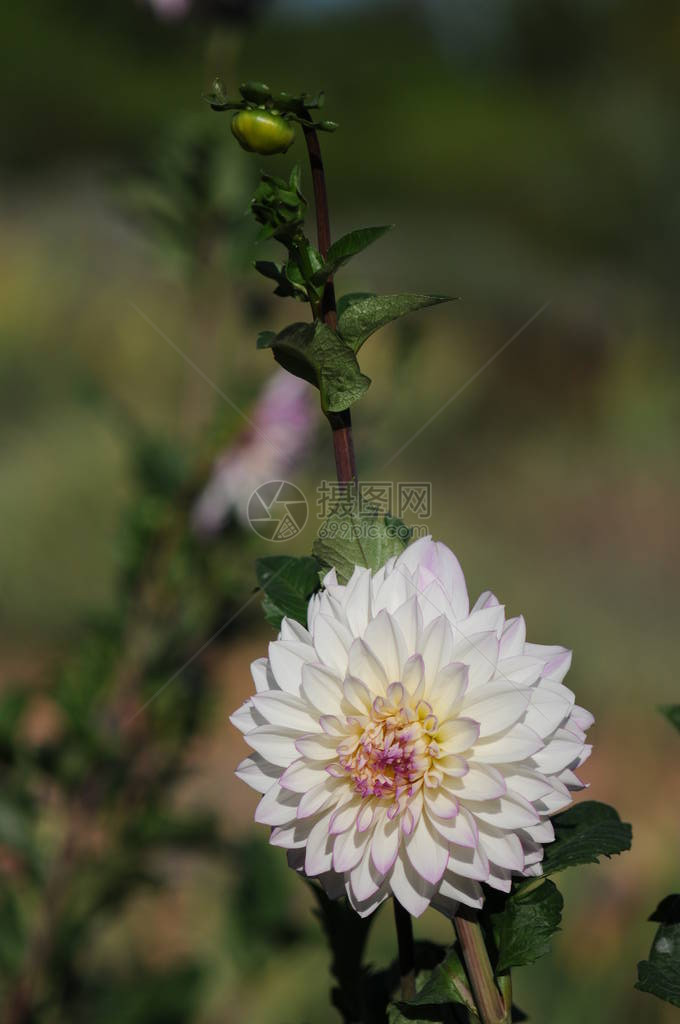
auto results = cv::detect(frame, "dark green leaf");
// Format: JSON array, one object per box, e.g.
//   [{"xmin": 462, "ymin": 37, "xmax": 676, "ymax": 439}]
[
  {"xmin": 338, "ymin": 293, "xmax": 455, "ymax": 352},
  {"xmin": 313, "ymin": 509, "xmax": 412, "ymax": 584},
  {"xmin": 312, "ymin": 226, "xmax": 393, "ymax": 284},
  {"xmin": 541, "ymin": 801, "xmax": 632, "ymax": 876},
  {"xmin": 259, "ymin": 321, "xmax": 371, "ymax": 413},
  {"xmin": 256, "ymin": 555, "xmax": 321, "ymax": 629},
  {"xmin": 659, "ymin": 705, "xmax": 680, "ymax": 733},
  {"xmin": 636, "ymin": 894, "xmax": 680, "ymax": 1007},
  {"xmin": 256, "ymin": 330, "xmax": 277, "ymax": 349},
  {"xmin": 494, "ymin": 879, "xmax": 563, "ymax": 972}
]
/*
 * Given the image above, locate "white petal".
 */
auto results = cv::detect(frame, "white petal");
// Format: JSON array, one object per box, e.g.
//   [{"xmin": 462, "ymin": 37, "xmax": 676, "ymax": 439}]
[
  {"xmin": 418, "ymin": 616, "xmax": 454, "ymax": 687},
  {"xmin": 499, "ymin": 616, "xmax": 526, "ymax": 658},
  {"xmin": 251, "ymin": 657, "xmax": 276, "ymax": 693},
  {"xmin": 424, "ymin": 787, "xmax": 459, "ymax": 819},
  {"xmin": 402, "ymin": 654, "xmax": 425, "ymax": 696},
  {"xmin": 230, "ymin": 700, "xmax": 264, "ymax": 734},
  {"xmin": 477, "ymin": 826, "xmax": 524, "ymax": 871},
  {"xmin": 450, "ymin": 631, "xmax": 499, "ymax": 689},
  {"xmin": 297, "ymin": 778, "xmax": 339, "ymax": 819},
  {"xmin": 437, "ymin": 873, "xmax": 483, "ymax": 910},
  {"xmin": 363, "ymin": 609, "xmax": 407, "ymax": 681},
  {"xmin": 437, "ymin": 717, "xmax": 480, "ymax": 754},
  {"xmin": 466, "ymin": 793, "xmax": 540, "ymax": 829},
  {"xmin": 429, "ymin": 662, "xmax": 469, "ymax": 717},
  {"xmin": 280, "ymin": 618, "xmax": 313, "ymax": 644},
  {"xmin": 350, "ymin": 842, "xmax": 382, "ymax": 901},
  {"xmin": 392, "ymin": 596, "xmax": 423, "ymax": 652},
  {"xmin": 342, "ymin": 566, "xmax": 372, "ymax": 636},
  {"xmin": 304, "ymin": 812, "xmax": 335, "ymax": 876},
  {"xmin": 390, "ymin": 852, "xmax": 436, "ymax": 917},
  {"xmin": 313, "ymin": 614, "xmax": 353, "ymax": 676},
  {"xmin": 473, "ymin": 723, "xmax": 543, "ymax": 764},
  {"xmin": 251, "ymin": 691, "xmax": 319, "ymax": 732},
  {"xmin": 428, "ymin": 806, "xmax": 478, "ymax": 848},
  {"xmin": 255, "ymin": 784, "xmax": 299, "ymax": 826},
  {"xmin": 531, "ymin": 730, "xmax": 585, "ymax": 774},
  {"xmin": 300, "ymin": 662, "xmax": 344, "ymax": 715},
  {"xmin": 294, "ymin": 733, "xmax": 339, "ymax": 760},
  {"xmin": 462, "ymin": 682, "xmax": 530, "ymax": 738},
  {"xmin": 269, "ymin": 641, "xmax": 316, "ymax": 695},
  {"xmin": 348, "ymin": 638, "xmax": 388, "ymax": 692},
  {"xmin": 502, "ymin": 768, "xmax": 555, "ymax": 802},
  {"xmin": 343, "ymin": 676, "xmax": 373, "ymax": 714},
  {"xmin": 447, "ymin": 844, "xmax": 490, "ymax": 881},
  {"xmin": 524, "ymin": 682, "xmax": 574, "ymax": 738},
  {"xmin": 235, "ymin": 755, "xmax": 279, "ymax": 793},
  {"xmin": 333, "ymin": 825, "xmax": 369, "ymax": 872},
  {"xmin": 405, "ymin": 814, "xmax": 449, "ymax": 884},
  {"xmin": 280, "ymin": 759, "xmax": 327, "ymax": 793},
  {"xmin": 445, "ymin": 763, "xmax": 507, "ymax": 801},
  {"xmin": 371, "ymin": 810, "xmax": 401, "ymax": 874},
  {"xmin": 247, "ymin": 725, "xmax": 300, "ymax": 767}
]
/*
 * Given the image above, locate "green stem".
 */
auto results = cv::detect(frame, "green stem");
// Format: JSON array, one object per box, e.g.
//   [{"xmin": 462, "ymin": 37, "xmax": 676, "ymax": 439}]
[
  {"xmin": 454, "ymin": 912, "xmax": 509, "ymax": 1024},
  {"xmin": 301, "ymin": 121, "xmax": 357, "ymax": 487},
  {"xmin": 393, "ymin": 899, "xmax": 416, "ymax": 1002}
]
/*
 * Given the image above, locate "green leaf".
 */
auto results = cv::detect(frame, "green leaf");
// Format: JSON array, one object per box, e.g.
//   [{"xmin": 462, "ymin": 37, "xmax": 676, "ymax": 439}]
[
  {"xmin": 405, "ymin": 946, "xmax": 477, "ymax": 1015},
  {"xmin": 636, "ymin": 895, "xmax": 680, "ymax": 1007},
  {"xmin": 338, "ymin": 293, "xmax": 455, "ymax": 352},
  {"xmin": 312, "ymin": 225, "xmax": 393, "ymax": 284},
  {"xmin": 541, "ymin": 801, "xmax": 632, "ymax": 876},
  {"xmin": 256, "ymin": 555, "xmax": 321, "ymax": 629},
  {"xmin": 659, "ymin": 705, "xmax": 680, "ymax": 733},
  {"xmin": 313, "ymin": 509, "xmax": 412, "ymax": 584},
  {"xmin": 258, "ymin": 321, "xmax": 371, "ymax": 413},
  {"xmin": 494, "ymin": 879, "xmax": 563, "ymax": 972}
]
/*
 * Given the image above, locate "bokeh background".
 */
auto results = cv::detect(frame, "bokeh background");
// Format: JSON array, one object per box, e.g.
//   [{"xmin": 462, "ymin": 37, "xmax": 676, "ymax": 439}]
[{"xmin": 1, "ymin": 1, "xmax": 679, "ymax": 1022}]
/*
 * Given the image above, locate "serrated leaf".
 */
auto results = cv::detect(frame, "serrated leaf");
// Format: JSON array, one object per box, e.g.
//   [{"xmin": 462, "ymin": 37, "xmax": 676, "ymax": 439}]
[
  {"xmin": 541, "ymin": 801, "xmax": 632, "ymax": 876},
  {"xmin": 659, "ymin": 705, "xmax": 680, "ymax": 733},
  {"xmin": 312, "ymin": 226, "xmax": 393, "ymax": 284},
  {"xmin": 256, "ymin": 555, "xmax": 320, "ymax": 629},
  {"xmin": 313, "ymin": 510, "xmax": 412, "ymax": 584},
  {"xmin": 338, "ymin": 293, "xmax": 455, "ymax": 352},
  {"xmin": 259, "ymin": 321, "xmax": 370, "ymax": 413},
  {"xmin": 494, "ymin": 879, "xmax": 563, "ymax": 972},
  {"xmin": 636, "ymin": 894, "xmax": 680, "ymax": 1007}
]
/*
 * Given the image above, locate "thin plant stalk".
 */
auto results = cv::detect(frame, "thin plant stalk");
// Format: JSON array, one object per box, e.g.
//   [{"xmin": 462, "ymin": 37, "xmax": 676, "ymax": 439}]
[
  {"xmin": 454, "ymin": 911, "xmax": 509, "ymax": 1024},
  {"xmin": 301, "ymin": 121, "xmax": 358, "ymax": 487},
  {"xmin": 393, "ymin": 898, "xmax": 416, "ymax": 1001}
]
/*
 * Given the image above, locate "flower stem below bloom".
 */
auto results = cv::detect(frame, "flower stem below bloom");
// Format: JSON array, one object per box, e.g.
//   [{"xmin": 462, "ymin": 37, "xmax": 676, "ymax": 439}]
[{"xmin": 454, "ymin": 910, "xmax": 509, "ymax": 1024}]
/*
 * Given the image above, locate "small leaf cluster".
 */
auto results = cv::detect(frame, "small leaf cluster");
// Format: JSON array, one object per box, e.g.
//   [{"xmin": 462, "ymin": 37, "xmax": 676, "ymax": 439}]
[
  {"xmin": 205, "ymin": 78, "xmax": 338, "ymax": 133},
  {"xmin": 252, "ymin": 202, "xmax": 454, "ymax": 412}
]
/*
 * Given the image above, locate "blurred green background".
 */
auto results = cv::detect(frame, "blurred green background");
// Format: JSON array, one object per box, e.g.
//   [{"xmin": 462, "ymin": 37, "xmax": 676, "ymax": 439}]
[{"xmin": 1, "ymin": 1, "xmax": 679, "ymax": 1022}]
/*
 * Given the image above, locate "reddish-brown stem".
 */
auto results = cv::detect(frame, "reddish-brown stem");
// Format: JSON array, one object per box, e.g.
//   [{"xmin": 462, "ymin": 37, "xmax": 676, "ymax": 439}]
[{"xmin": 302, "ymin": 122, "xmax": 357, "ymax": 487}]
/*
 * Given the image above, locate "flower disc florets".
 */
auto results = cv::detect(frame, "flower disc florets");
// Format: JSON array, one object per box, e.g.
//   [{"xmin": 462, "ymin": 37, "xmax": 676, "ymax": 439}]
[{"xmin": 232, "ymin": 537, "xmax": 593, "ymax": 917}]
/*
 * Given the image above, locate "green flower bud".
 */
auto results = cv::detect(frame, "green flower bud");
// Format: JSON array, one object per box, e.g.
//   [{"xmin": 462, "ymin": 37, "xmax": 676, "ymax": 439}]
[{"xmin": 231, "ymin": 110, "xmax": 295, "ymax": 155}]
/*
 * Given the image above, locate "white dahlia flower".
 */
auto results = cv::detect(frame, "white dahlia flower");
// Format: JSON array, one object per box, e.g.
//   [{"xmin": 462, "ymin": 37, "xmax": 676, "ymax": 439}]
[{"xmin": 232, "ymin": 537, "xmax": 593, "ymax": 918}]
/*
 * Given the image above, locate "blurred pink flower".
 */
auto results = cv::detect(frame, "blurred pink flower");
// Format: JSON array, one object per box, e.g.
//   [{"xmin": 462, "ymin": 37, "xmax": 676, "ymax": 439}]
[
  {"xmin": 192, "ymin": 370, "xmax": 316, "ymax": 535},
  {"xmin": 146, "ymin": 0, "xmax": 192, "ymax": 20}
]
